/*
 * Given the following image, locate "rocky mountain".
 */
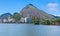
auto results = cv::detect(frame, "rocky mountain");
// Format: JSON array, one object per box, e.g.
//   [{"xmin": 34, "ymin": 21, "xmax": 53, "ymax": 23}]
[{"xmin": 20, "ymin": 4, "xmax": 55, "ymax": 21}]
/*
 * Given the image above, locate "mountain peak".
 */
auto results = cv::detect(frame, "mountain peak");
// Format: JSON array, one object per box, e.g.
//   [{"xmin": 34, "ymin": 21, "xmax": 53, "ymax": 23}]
[
  {"xmin": 27, "ymin": 4, "xmax": 33, "ymax": 6},
  {"xmin": 21, "ymin": 4, "xmax": 55, "ymax": 20},
  {"xmin": 24, "ymin": 4, "xmax": 36, "ymax": 9}
]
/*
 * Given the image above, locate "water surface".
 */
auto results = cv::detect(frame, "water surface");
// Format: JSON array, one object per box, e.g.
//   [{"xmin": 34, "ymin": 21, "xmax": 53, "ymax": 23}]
[{"xmin": 0, "ymin": 24, "xmax": 60, "ymax": 36}]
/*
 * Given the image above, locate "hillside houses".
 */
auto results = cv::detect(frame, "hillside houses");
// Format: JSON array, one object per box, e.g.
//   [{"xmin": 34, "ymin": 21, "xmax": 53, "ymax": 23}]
[
  {"xmin": 0, "ymin": 17, "xmax": 31, "ymax": 23},
  {"xmin": 0, "ymin": 13, "xmax": 15, "ymax": 23},
  {"xmin": 0, "ymin": 13, "xmax": 31, "ymax": 23},
  {"xmin": 0, "ymin": 16, "xmax": 15, "ymax": 23}
]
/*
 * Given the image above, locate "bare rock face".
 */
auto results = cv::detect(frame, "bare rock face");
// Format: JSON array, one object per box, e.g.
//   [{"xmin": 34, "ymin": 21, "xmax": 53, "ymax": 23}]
[{"xmin": 20, "ymin": 4, "xmax": 55, "ymax": 20}]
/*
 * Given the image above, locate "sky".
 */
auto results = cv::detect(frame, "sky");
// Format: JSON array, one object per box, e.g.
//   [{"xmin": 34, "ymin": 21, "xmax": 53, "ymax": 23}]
[{"xmin": 0, "ymin": 0, "xmax": 60, "ymax": 16}]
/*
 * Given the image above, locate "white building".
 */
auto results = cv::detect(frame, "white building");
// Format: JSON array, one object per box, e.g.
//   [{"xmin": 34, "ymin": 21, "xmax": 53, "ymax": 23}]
[
  {"xmin": 25, "ymin": 17, "xmax": 27, "ymax": 23},
  {"xmin": 20, "ymin": 17, "xmax": 31, "ymax": 23},
  {"xmin": 3, "ymin": 19, "xmax": 8, "ymax": 23},
  {"xmin": 8, "ymin": 17, "xmax": 15, "ymax": 22},
  {"xmin": 20, "ymin": 17, "xmax": 25, "ymax": 23}
]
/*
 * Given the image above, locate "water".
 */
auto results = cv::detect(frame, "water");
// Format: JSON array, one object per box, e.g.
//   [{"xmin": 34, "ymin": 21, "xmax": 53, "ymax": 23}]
[
  {"xmin": 0, "ymin": 24, "xmax": 34, "ymax": 36},
  {"xmin": 0, "ymin": 24, "xmax": 60, "ymax": 36},
  {"xmin": 34, "ymin": 25, "xmax": 60, "ymax": 36}
]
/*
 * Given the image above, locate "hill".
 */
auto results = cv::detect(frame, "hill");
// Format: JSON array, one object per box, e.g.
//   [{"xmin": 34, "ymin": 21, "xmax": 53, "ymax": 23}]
[{"xmin": 20, "ymin": 4, "xmax": 55, "ymax": 21}]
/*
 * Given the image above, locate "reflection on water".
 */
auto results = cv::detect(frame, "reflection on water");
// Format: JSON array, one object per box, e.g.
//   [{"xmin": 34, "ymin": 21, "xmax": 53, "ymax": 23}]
[{"xmin": 0, "ymin": 24, "xmax": 60, "ymax": 36}]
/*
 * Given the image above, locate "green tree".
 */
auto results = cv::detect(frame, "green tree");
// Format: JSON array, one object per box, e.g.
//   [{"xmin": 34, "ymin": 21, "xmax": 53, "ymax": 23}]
[
  {"xmin": 31, "ymin": 16, "xmax": 35, "ymax": 24},
  {"xmin": 56, "ymin": 18, "xmax": 60, "ymax": 22},
  {"xmin": 12, "ymin": 12, "xmax": 21, "ymax": 22},
  {"xmin": 43, "ymin": 20, "xmax": 51, "ymax": 25},
  {"xmin": 54, "ymin": 18, "xmax": 60, "ymax": 25},
  {"xmin": 31, "ymin": 16, "xmax": 40, "ymax": 25},
  {"xmin": 51, "ymin": 20, "xmax": 58, "ymax": 25}
]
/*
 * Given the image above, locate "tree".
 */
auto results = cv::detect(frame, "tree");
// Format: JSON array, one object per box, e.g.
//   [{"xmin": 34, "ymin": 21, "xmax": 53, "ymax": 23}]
[
  {"xmin": 34, "ymin": 18, "xmax": 40, "ymax": 25},
  {"xmin": 31, "ymin": 16, "xmax": 40, "ymax": 25},
  {"xmin": 12, "ymin": 12, "xmax": 21, "ymax": 22},
  {"xmin": 54, "ymin": 18, "xmax": 60, "ymax": 25},
  {"xmin": 43, "ymin": 20, "xmax": 51, "ymax": 25},
  {"xmin": 31, "ymin": 16, "xmax": 35, "ymax": 24},
  {"xmin": 51, "ymin": 20, "xmax": 58, "ymax": 25}
]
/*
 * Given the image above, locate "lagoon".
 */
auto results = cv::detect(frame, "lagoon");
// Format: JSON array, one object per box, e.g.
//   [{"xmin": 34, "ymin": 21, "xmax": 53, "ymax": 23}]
[{"xmin": 0, "ymin": 24, "xmax": 60, "ymax": 36}]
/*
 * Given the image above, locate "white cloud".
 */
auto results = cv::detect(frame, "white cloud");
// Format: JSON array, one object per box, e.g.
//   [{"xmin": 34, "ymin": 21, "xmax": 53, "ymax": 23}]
[{"xmin": 46, "ymin": 3, "xmax": 59, "ymax": 12}]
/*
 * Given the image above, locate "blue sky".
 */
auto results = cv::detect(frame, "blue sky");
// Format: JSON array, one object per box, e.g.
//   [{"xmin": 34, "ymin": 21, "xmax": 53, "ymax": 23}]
[{"xmin": 0, "ymin": 0, "xmax": 60, "ymax": 16}]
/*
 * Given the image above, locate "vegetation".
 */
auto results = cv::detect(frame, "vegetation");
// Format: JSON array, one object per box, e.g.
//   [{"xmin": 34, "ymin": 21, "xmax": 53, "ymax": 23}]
[
  {"xmin": 55, "ymin": 18, "xmax": 60, "ymax": 23},
  {"xmin": 12, "ymin": 12, "xmax": 21, "ymax": 22},
  {"xmin": 42, "ymin": 18, "xmax": 60, "ymax": 25},
  {"xmin": 42, "ymin": 20, "xmax": 51, "ymax": 25},
  {"xmin": 31, "ymin": 16, "xmax": 41, "ymax": 25}
]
